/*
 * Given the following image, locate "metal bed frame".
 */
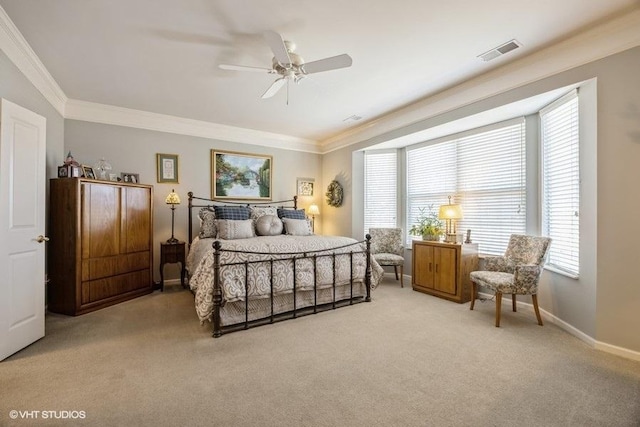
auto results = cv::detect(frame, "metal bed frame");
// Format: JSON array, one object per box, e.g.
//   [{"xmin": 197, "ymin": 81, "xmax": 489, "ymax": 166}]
[{"xmin": 187, "ymin": 192, "xmax": 372, "ymax": 337}]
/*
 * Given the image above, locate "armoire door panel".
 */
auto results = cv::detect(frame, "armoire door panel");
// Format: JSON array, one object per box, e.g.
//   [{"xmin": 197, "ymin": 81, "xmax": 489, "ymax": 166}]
[
  {"xmin": 122, "ymin": 187, "xmax": 151, "ymax": 254},
  {"xmin": 82, "ymin": 183, "xmax": 120, "ymax": 259}
]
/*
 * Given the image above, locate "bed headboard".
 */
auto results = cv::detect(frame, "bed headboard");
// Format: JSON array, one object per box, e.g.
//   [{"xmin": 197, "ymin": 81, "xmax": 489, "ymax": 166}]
[{"xmin": 187, "ymin": 192, "xmax": 298, "ymax": 247}]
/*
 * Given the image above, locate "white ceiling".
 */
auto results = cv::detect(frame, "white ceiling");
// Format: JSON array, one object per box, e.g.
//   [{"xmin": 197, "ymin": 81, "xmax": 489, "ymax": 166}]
[{"xmin": 0, "ymin": 0, "xmax": 638, "ymax": 145}]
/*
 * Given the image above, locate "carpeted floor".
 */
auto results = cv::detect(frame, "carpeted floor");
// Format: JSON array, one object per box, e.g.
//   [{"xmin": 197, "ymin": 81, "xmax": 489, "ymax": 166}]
[{"xmin": 1, "ymin": 275, "xmax": 639, "ymax": 427}]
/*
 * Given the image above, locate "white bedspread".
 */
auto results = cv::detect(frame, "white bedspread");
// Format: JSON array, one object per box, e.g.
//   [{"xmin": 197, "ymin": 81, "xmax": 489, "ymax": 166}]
[{"xmin": 188, "ymin": 235, "xmax": 383, "ymax": 323}]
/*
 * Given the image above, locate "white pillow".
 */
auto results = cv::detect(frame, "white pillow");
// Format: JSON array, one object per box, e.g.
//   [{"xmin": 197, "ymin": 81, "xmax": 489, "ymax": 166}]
[
  {"xmin": 216, "ymin": 219, "xmax": 255, "ymax": 240},
  {"xmin": 282, "ymin": 218, "xmax": 312, "ymax": 236},
  {"xmin": 255, "ymin": 215, "xmax": 283, "ymax": 236}
]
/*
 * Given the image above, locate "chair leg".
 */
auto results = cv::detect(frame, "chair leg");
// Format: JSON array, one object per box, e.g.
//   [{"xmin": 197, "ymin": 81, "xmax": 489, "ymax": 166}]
[
  {"xmin": 532, "ymin": 294, "xmax": 544, "ymax": 326},
  {"xmin": 470, "ymin": 281, "xmax": 476, "ymax": 310},
  {"xmin": 512, "ymin": 294, "xmax": 517, "ymax": 312},
  {"xmin": 495, "ymin": 292, "xmax": 502, "ymax": 327},
  {"xmin": 393, "ymin": 265, "xmax": 399, "ymax": 280},
  {"xmin": 399, "ymin": 265, "xmax": 404, "ymax": 288}
]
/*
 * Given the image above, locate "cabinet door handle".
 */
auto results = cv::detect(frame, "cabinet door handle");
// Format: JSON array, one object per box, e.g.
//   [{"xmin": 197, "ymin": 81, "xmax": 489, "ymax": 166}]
[
  {"xmin": 429, "ymin": 262, "xmax": 432, "ymax": 272},
  {"xmin": 435, "ymin": 264, "xmax": 438, "ymax": 273}
]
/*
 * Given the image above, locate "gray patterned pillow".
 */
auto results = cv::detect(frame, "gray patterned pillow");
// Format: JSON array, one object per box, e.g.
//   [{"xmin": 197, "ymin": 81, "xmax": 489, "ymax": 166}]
[
  {"xmin": 282, "ymin": 218, "xmax": 312, "ymax": 236},
  {"xmin": 216, "ymin": 219, "xmax": 255, "ymax": 240},
  {"xmin": 198, "ymin": 207, "xmax": 214, "ymax": 221},
  {"xmin": 251, "ymin": 206, "xmax": 278, "ymax": 220},
  {"xmin": 255, "ymin": 215, "xmax": 283, "ymax": 236},
  {"xmin": 199, "ymin": 210, "xmax": 217, "ymax": 238}
]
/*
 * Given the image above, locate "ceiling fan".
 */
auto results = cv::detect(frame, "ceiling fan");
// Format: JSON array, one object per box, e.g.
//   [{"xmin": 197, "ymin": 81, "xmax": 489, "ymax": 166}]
[{"xmin": 219, "ymin": 30, "xmax": 353, "ymax": 100}]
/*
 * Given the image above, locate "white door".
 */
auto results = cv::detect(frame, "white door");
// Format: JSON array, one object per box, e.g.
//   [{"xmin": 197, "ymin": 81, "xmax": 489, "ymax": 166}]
[{"xmin": 0, "ymin": 99, "xmax": 47, "ymax": 361}]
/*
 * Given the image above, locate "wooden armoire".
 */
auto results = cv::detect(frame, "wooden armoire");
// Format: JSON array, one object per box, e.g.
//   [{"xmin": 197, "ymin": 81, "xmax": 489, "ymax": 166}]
[{"xmin": 48, "ymin": 178, "xmax": 154, "ymax": 315}]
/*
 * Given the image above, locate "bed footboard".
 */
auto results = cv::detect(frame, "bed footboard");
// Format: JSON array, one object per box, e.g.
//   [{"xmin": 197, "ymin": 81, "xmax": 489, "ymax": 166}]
[{"xmin": 210, "ymin": 235, "xmax": 372, "ymax": 338}]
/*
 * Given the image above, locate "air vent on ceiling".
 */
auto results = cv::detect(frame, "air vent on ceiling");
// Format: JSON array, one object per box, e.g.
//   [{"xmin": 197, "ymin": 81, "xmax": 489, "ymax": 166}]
[{"xmin": 478, "ymin": 39, "xmax": 521, "ymax": 62}]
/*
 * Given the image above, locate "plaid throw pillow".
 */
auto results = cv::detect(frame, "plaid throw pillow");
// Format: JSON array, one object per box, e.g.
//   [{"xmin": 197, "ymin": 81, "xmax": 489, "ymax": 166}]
[
  {"xmin": 277, "ymin": 208, "xmax": 306, "ymax": 220},
  {"xmin": 214, "ymin": 205, "xmax": 251, "ymax": 220}
]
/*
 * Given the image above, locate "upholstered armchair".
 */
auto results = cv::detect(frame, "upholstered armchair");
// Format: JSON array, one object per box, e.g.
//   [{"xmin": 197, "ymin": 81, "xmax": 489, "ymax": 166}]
[
  {"xmin": 369, "ymin": 228, "xmax": 405, "ymax": 287},
  {"xmin": 470, "ymin": 234, "xmax": 551, "ymax": 327}
]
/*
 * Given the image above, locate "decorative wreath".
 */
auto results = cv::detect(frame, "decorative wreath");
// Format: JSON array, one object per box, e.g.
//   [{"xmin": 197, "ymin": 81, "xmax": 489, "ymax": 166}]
[{"xmin": 325, "ymin": 180, "xmax": 344, "ymax": 207}]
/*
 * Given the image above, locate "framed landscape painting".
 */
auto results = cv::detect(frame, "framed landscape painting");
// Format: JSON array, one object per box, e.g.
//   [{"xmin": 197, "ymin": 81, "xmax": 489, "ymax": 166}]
[{"xmin": 211, "ymin": 150, "xmax": 272, "ymax": 200}]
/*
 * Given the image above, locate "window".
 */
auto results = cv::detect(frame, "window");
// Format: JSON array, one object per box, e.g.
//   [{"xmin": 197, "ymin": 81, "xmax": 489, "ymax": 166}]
[
  {"xmin": 363, "ymin": 150, "xmax": 397, "ymax": 233},
  {"xmin": 541, "ymin": 91, "xmax": 580, "ymax": 277},
  {"xmin": 407, "ymin": 119, "xmax": 526, "ymax": 254}
]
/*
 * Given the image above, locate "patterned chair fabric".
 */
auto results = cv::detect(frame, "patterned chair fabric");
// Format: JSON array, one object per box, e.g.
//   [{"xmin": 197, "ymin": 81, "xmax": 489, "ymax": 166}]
[
  {"xmin": 469, "ymin": 234, "xmax": 551, "ymax": 327},
  {"xmin": 368, "ymin": 228, "xmax": 405, "ymax": 287}
]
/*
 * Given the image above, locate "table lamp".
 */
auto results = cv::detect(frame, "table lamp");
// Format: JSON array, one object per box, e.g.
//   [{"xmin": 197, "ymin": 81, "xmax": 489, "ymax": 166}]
[
  {"xmin": 165, "ymin": 189, "xmax": 181, "ymax": 243},
  {"xmin": 438, "ymin": 196, "xmax": 463, "ymax": 243},
  {"xmin": 308, "ymin": 204, "xmax": 320, "ymax": 232}
]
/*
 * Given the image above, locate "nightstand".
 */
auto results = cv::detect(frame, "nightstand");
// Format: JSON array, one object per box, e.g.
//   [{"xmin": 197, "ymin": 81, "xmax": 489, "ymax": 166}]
[{"xmin": 160, "ymin": 241, "xmax": 186, "ymax": 292}]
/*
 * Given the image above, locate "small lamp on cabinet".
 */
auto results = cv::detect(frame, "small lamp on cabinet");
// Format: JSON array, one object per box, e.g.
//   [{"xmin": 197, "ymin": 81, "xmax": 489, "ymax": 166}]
[
  {"xmin": 165, "ymin": 189, "xmax": 181, "ymax": 244},
  {"xmin": 438, "ymin": 196, "xmax": 463, "ymax": 243},
  {"xmin": 308, "ymin": 204, "xmax": 320, "ymax": 232}
]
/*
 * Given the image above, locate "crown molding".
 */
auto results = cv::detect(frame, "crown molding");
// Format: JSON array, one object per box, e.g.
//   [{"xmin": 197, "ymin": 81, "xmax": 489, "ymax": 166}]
[
  {"xmin": 0, "ymin": 6, "xmax": 67, "ymax": 116},
  {"xmin": 0, "ymin": 5, "xmax": 319, "ymax": 152},
  {"xmin": 65, "ymin": 99, "xmax": 321, "ymax": 153},
  {"xmin": 320, "ymin": 7, "xmax": 640, "ymax": 153},
  {"xmin": 3, "ymin": 3, "xmax": 640, "ymax": 155}
]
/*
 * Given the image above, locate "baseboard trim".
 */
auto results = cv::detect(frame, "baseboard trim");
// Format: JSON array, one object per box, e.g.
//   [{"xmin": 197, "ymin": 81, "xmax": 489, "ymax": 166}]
[
  {"xmin": 478, "ymin": 291, "xmax": 640, "ymax": 362},
  {"xmin": 161, "ymin": 278, "xmax": 184, "ymax": 286}
]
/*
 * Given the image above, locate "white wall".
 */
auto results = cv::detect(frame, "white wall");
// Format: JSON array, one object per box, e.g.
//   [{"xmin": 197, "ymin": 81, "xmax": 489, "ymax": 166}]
[
  {"xmin": 0, "ymin": 50, "xmax": 65, "ymax": 286},
  {"xmin": 0, "ymin": 50, "xmax": 65, "ymax": 185},
  {"xmin": 325, "ymin": 46, "xmax": 640, "ymax": 355},
  {"xmin": 64, "ymin": 120, "xmax": 323, "ymax": 283}
]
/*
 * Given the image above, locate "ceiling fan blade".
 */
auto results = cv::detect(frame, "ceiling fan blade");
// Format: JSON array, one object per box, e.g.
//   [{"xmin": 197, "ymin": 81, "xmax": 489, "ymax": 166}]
[
  {"xmin": 263, "ymin": 30, "xmax": 291, "ymax": 66},
  {"xmin": 219, "ymin": 64, "xmax": 273, "ymax": 73},
  {"xmin": 302, "ymin": 54, "xmax": 353, "ymax": 74},
  {"xmin": 261, "ymin": 78, "xmax": 286, "ymax": 99}
]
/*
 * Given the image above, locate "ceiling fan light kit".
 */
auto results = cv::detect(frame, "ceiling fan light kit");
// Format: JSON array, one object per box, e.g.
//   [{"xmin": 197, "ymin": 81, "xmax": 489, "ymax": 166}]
[{"xmin": 219, "ymin": 30, "xmax": 353, "ymax": 100}]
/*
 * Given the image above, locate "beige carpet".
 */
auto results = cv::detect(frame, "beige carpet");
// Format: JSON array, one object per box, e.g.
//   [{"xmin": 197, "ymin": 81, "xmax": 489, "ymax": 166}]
[{"xmin": 1, "ymin": 275, "xmax": 639, "ymax": 427}]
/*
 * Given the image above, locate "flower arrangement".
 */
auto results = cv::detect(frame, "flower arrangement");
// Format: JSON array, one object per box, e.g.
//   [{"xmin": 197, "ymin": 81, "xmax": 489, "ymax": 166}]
[{"xmin": 409, "ymin": 205, "xmax": 444, "ymax": 241}]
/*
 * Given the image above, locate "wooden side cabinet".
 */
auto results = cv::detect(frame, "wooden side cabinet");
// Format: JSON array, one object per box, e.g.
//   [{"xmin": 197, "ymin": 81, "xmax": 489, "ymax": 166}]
[
  {"xmin": 159, "ymin": 242, "xmax": 186, "ymax": 291},
  {"xmin": 411, "ymin": 240, "xmax": 478, "ymax": 303}
]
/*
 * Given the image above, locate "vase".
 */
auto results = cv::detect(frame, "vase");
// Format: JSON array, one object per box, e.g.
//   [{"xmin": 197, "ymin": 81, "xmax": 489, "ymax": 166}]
[{"xmin": 422, "ymin": 234, "xmax": 439, "ymax": 241}]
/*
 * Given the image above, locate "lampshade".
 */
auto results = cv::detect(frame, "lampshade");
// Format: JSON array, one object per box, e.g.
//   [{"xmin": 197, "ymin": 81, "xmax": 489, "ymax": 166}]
[
  {"xmin": 438, "ymin": 204, "xmax": 463, "ymax": 220},
  {"xmin": 165, "ymin": 190, "xmax": 181, "ymax": 205},
  {"xmin": 308, "ymin": 204, "xmax": 320, "ymax": 215}
]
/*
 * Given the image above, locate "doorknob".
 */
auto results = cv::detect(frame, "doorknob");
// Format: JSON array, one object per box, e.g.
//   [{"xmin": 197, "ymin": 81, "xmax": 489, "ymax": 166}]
[{"xmin": 35, "ymin": 235, "xmax": 50, "ymax": 243}]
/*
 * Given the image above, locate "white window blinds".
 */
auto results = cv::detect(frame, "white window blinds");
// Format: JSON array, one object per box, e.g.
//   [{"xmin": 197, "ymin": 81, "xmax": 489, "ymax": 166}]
[
  {"xmin": 541, "ymin": 91, "xmax": 580, "ymax": 277},
  {"xmin": 364, "ymin": 150, "xmax": 397, "ymax": 233},
  {"xmin": 456, "ymin": 121, "xmax": 526, "ymax": 254},
  {"xmin": 407, "ymin": 119, "xmax": 526, "ymax": 254}
]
